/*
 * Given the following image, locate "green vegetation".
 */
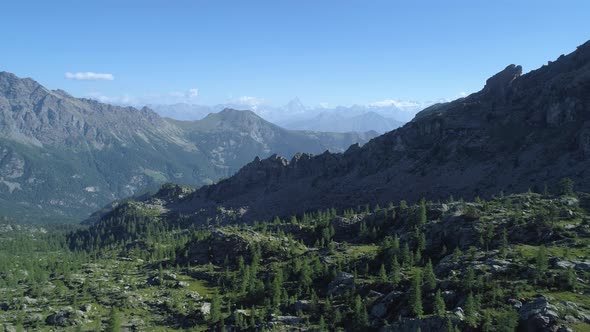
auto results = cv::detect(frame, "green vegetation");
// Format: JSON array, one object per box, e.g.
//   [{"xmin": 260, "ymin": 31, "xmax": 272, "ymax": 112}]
[{"xmin": 1, "ymin": 187, "xmax": 590, "ymax": 331}]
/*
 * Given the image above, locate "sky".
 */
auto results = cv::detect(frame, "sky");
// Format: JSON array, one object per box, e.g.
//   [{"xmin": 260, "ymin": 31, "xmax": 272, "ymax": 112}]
[{"xmin": 1, "ymin": 0, "xmax": 589, "ymax": 108}]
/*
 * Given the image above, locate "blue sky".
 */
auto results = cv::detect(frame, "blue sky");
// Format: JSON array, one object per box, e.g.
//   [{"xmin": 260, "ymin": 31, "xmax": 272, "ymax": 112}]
[{"xmin": 1, "ymin": 0, "xmax": 589, "ymax": 107}]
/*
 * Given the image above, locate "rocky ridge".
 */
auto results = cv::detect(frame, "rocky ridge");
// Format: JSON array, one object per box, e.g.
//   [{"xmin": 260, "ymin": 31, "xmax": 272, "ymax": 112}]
[{"xmin": 151, "ymin": 40, "xmax": 590, "ymax": 223}]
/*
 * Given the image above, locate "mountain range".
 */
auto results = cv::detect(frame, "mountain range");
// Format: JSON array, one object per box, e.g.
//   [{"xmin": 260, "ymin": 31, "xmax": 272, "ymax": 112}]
[
  {"xmin": 106, "ymin": 40, "xmax": 590, "ymax": 224},
  {"xmin": 0, "ymin": 72, "xmax": 376, "ymax": 222},
  {"xmin": 149, "ymin": 97, "xmax": 422, "ymax": 133}
]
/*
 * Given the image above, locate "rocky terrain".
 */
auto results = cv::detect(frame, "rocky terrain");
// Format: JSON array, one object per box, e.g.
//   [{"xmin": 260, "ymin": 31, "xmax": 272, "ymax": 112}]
[
  {"xmin": 0, "ymin": 72, "xmax": 375, "ymax": 222},
  {"xmin": 124, "ymin": 40, "xmax": 590, "ymax": 224}
]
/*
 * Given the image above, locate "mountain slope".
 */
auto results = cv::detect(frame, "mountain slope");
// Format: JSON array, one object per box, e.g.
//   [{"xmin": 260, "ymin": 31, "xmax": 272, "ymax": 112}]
[
  {"xmin": 125, "ymin": 40, "xmax": 590, "ymax": 223},
  {"xmin": 0, "ymin": 73, "xmax": 375, "ymax": 222},
  {"xmin": 170, "ymin": 109, "xmax": 378, "ymax": 172}
]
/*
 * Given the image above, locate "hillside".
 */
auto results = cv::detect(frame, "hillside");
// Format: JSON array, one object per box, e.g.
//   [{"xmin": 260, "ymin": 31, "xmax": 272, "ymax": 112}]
[
  {"xmin": 0, "ymin": 73, "xmax": 375, "ymax": 222},
  {"xmin": 21, "ymin": 189, "xmax": 583, "ymax": 331}
]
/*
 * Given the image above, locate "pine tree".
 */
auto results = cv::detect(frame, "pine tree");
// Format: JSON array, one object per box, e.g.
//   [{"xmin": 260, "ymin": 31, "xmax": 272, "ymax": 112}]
[
  {"xmin": 558, "ymin": 177, "xmax": 574, "ymax": 196},
  {"xmin": 401, "ymin": 243, "xmax": 411, "ymax": 267},
  {"xmin": 271, "ymin": 266, "xmax": 283, "ymax": 309},
  {"xmin": 418, "ymin": 198, "xmax": 427, "ymax": 226},
  {"xmin": 565, "ymin": 268, "xmax": 577, "ymax": 291},
  {"xmin": 319, "ymin": 315, "xmax": 327, "ymax": 331},
  {"xmin": 499, "ymin": 228, "xmax": 508, "ymax": 258},
  {"xmin": 495, "ymin": 308, "xmax": 519, "ymax": 332},
  {"xmin": 409, "ymin": 271, "xmax": 423, "ymax": 318},
  {"xmin": 482, "ymin": 310, "xmax": 492, "ymax": 332},
  {"xmin": 423, "ymin": 259, "xmax": 437, "ymax": 291},
  {"xmin": 210, "ymin": 293, "xmax": 222, "ymax": 323},
  {"xmin": 379, "ymin": 263, "xmax": 387, "ymax": 282},
  {"xmin": 464, "ymin": 292, "xmax": 478, "ymax": 327},
  {"xmin": 353, "ymin": 295, "xmax": 368, "ymax": 329},
  {"xmin": 391, "ymin": 255, "xmax": 401, "ymax": 286},
  {"xmin": 452, "ymin": 247, "xmax": 462, "ymax": 264},
  {"xmin": 446, "ymin": 318, "xmax": 455, "ymax": 332},
  {"xmin": 106, "ymin": 307, "xmax": 121, "ymax": 332},
  {"xmin": 433, "ymin": 289, "xmax": 446, "ymax": 317},
  {"xmin": 464, "ymin": 266, "xmax": 476, "ymax": 291},
  {"xmin": 535, "ymin": 245, "xmax": 548, "ymax": 281},
  {"xmin": 392, "ymin": 235, "xmax": 400, "ymax": 255}
]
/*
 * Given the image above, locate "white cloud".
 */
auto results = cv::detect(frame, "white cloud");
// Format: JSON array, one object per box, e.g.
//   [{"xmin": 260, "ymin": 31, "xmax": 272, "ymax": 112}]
[
  {"xmin": 235, "ymin": 96, "xmax": 264, "ymax": 105},
  {"xmin": 65, "ymin": 72, "xmax": 114, "ymax": 81},
  {"xmin": 186, "ymin": 88, "xmax": 199, "ymax": 98},
  {"xmin": 84, "ymin": 87, "xmax": 200, "ymax": 106},
  {"xmin": 225, "ymin": 96, "xmax": 266, "ymax": 110},
  {"xmin": 319, "ymin": 102, "xmax": 330, "ymax": 109},
  {"xmin": 458, "ymin": 91, "xmax": 467, "ymax": 97},
  {"xmin": 367, "ymin": 99, "xmax": 422, "ymax": 109},
  {"xmin": 85, "ymin": 92, "xmax": 137, "ymax": 104}
]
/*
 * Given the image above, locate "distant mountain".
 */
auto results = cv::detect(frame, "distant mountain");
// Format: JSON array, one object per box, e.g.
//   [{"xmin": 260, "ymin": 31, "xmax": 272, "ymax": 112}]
[
  {"xmin": 101, "ymin": 40, "xmax": 590, "ymax": 223},
  {"xmin": 283, "ymin": 111, "xmax": 404, "ymax": 133},
  {"xmin": 170, "ymin": 109, "xmax": 378, "ymax": 172},
  {"xmin": 147, "ymin": 98, "xmax": 426, "ymax": 133},
  {"xmin": 148, "ymin": 103, "xmax": 212, "ymax": 121},
  {"xmin": 0, "ymin": 72, "xmax": 375, "ymax": 222}
]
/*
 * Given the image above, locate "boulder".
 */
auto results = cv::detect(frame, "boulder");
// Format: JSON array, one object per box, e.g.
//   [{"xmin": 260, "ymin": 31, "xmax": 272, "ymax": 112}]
[
  {"xmin": 175, "ymin": 281, "xmax": 189, "ymax": 288},
  {"xmin": 518, "ymin": 296, "xmax": 560, "ymax": 332},
  {"xmin": 45, "ymin": 308, "xmax": 81, "ymax": 327},
  {"xmin": 550, "ymin": 257, "xmax": 576, "ymax": 270},
  {"xmin": 453, "ymin": 307, "xmax": 464, "ymax": 320},
  {"xmin": 181, "ymin": 228, "xmax": 253, "ymax": 265},
  {"xmin": 271, "ymin": 315, "xmax": 302, "ymax": 325},
  {"xmin": 379, "ymin": 316, "xmax": 460, "ymax": 332},
  {"xmin": 292, "ymin": 300, "xmax": 311, "ymax": 312},
  {"xmin": 371, "ymin": 302, "xmax": 388, "ymax": 319},
  {"xmin": 199, "ymin": 302, "xmax": 211, "ymax": 316},
  {"xmin": 327, "ymin": 272, "xmax": 354, "ymax": 295}
]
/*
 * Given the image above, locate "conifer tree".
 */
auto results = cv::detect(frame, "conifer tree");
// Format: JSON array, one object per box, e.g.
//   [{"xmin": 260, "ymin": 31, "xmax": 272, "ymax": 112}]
[
  {"xmin": 423, "ymin": 259, "xmax": 437, "ymax": 291},
  {"xmin": 418, "ymin": 198, "xmax": 427, "ymax": 226},
  {"xmin": 391, "ymin": 255, "xmax": 401, "ymax": 286},
  {"xmin": 379, "ymin": 263, "xmax": 387, "ymax": 282},
  {"xmin": 106, "ymin": 307, "xmax": 121, "ymax": 332},
  {"xmin": 210, "ymin": 293, "xmax": 222, "ymax": 323},
  {"xmin": 535, "ymin": 245, "xmax": 548, "ymax": 281},
  {"xmin": 499, "ymin": 228, "xmax": 508, "ymax": 258},
  {"xmin": 464, "ymin": 292, "xmax": 478, "ymax": 327},
  {"xmin": 433, "ymin": 289, "xmax": 446, "ymax": 317},
  {"xmin": 410, "ymin": 271, "xmax": 423, "ymax": 317}
]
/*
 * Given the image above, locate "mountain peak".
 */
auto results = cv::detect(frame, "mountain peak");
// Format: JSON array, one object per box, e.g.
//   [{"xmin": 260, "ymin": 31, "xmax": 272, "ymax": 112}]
[
  {"xmin": 0, "ymin": 71, "xmax": 43, "ymax": 94},
  {"xmin": 482, "ymin": 64, "xmax": 522, "ymax": 99},
  {"xmin": 285, "ymin": 97, "xmax": 307, "ymax": 113},
  {"xmin": 212, "ymin": 108, "xmax": 263, "ymax": 122}
]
